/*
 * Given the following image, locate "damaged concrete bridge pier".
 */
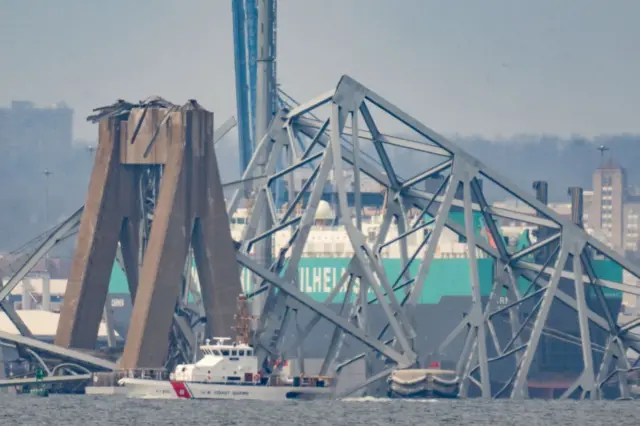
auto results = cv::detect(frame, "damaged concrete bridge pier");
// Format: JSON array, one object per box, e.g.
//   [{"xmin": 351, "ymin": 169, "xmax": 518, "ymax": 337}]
[{"xmin": 55, "ymin": 98, "xmax": 243, "ymax": 369}]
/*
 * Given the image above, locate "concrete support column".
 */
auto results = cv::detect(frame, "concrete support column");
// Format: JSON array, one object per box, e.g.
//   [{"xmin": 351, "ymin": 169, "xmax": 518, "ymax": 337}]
[
  {"xmin": 22, "ymin": 278, "xmax": 32, "ymax": 310},
  {"xmin": 42, "ymin": 274, "xmax": 51, "ymax": 312}
]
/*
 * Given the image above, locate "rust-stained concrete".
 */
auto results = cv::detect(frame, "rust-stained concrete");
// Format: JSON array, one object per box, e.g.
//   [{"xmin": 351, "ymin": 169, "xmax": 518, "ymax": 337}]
[
  {"xmin": 120, "ymin": 108, "xmax": 243, "ymax": 368},
  {"xmin": 55, "ymin": 118, "xmax": 140, "ymax": 349},
  {"xmin": 56, "ymin": 103, "xmax": 242, "ymax": 368}
]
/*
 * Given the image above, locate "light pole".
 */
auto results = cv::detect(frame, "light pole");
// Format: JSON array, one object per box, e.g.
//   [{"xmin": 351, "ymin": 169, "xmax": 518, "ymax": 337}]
[
  {"xmin": 43, "ymin": 169, "xmax": 52, "ymax": 231},
  {"xmin": 42, "ymin": 169, "xmax": 53, "ymax": 311},
  {"xmin": 597, "ymin": 145, "xmax": 609, "ymax": 166}
]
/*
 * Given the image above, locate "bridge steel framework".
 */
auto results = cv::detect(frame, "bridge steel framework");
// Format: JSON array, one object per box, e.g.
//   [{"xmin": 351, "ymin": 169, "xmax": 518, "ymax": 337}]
[
  {"xmin": 230, "ymin": 75, "xmax": 640, "ymax": 399},
  {"xmin": 54, "ymin": 99, "xmax": 242, "ymax": 369},
  {"xmin": 0, "ymin": 99, "xmax": 244, "ymax": 378}
]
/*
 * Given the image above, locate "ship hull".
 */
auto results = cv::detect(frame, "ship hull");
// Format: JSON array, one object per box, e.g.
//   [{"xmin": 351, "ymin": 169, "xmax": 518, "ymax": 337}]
[
  {"xmin": 115, "ymin": 378, "xmax": 333, "ymax": 401},
  {"xmin": 388, "ymin": 369, "xmax": 459, "ymax": 399},
  {"xmin": 107, "ymin": 293, "xmax": 622, "ymax": 397},
  {"xmin": 106, "ymin": 256, "xmax": 623, "ymax": 398},
  {"xmin": 387, "ymin": 388, "xmax": 459, "ymax": 399}
]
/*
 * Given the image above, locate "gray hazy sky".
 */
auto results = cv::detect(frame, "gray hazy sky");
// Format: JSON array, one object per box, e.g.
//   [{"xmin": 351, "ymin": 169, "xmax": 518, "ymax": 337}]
[{"xmin": 1, "ymin": 0, "xmax": 639, "ymax": 141}]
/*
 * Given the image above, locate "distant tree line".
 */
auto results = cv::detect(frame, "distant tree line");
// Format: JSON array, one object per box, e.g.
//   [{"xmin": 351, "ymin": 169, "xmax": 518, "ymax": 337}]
[
  {"xmin": 0, "ymin": 132, "xmax": 638, "ymax": 253},
  {"xmin": 385, "ymin": 133, "xmax": 640, "ymax": 203},
  {"xmin": 0, "ymin": 140, "xmax": 93, "ymax": 254},
  {"xmin": 454, "ymin": 134, "xmax": 640, "ymax": 202}
]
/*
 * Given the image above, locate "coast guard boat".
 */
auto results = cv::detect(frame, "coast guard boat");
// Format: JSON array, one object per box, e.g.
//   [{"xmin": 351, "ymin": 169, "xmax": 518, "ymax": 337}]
[{"xmin": 117, "ymin": 337, "xmax": 335, "ymax": 400}]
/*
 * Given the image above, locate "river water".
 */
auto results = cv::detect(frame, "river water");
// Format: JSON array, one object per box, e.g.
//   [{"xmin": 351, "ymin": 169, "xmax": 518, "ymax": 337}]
[{"xmin": 1, "ymin": 394, "xmax": 638, "ymax": 425}]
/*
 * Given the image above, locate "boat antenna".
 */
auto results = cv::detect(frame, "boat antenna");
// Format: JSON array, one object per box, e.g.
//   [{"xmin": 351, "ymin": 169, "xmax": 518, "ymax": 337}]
[
  {"xmin": 597, "ymin": 145, "xmax": 610, "ymax": 166},
  {"xmin": 233, "ymin": 293, "xmax": 255, "ymax": 345}
]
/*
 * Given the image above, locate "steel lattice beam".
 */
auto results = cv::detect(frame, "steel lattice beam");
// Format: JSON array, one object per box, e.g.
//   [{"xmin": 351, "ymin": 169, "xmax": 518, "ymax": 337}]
[{"xmin": 230, "ymin": 75, "xmax": 640, "ymax": 399}]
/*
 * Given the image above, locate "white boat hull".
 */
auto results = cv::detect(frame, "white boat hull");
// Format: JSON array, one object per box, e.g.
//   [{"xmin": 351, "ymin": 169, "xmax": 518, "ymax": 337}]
[{"xmin": 118, "ymin": 378, "xmax": 334, "ymax": 401}]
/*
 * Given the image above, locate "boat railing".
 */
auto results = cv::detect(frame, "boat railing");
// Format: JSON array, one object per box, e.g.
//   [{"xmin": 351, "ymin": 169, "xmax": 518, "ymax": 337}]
[
  {"xmin": 168, "ymin": 374, "xmax": 334, "ymax": 388},
  {"xmin": 268, "ymin": 374, "xmax": 335, "ymax": 388},
  {"xmin": 91, "ymin": 370, "xmax": 335, "ymax": 388},
  {"xmin": 90, "ymin": 369, "xmax": 170, "ymax": 387}
]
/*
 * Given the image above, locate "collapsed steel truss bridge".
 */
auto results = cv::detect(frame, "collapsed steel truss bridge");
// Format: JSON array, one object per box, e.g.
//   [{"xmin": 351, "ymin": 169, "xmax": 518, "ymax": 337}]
[
  {"xmin": 1, "ymin": 76, "xmax": 639, "ymax": 399},
  {"xmin": 230, "ymin": 75, "xmax": 640, "ymax": 399}
]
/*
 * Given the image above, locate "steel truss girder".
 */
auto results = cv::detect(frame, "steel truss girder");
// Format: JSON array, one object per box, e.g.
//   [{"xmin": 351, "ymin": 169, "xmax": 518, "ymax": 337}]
[
  {"xmin": 0, "ymin": 330, "xmax": 116, "ymax": 371},
  {"xmin": 0, "ymin": 112, "xmax": 252, "ymax": 372},
  {"xmin": 0, "ymin": 207, "xmax": 83, "ymax": 337},
  {"xmin": 0, "ymin": 207, "xmax": 83, "ymax": 303},
  {"xmin": 230, "ymin": 75, "xmax": 640, "ymax": 399}
]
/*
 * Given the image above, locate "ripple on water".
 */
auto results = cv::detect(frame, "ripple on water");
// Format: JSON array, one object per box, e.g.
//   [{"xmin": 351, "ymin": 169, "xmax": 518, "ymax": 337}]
[{"xmin": 0, "ymin": 393, "xmax": 638, "ymax": 426}]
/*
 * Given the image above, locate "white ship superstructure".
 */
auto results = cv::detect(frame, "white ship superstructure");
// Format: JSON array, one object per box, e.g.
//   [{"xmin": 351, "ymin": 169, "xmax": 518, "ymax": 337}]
[
  {"xmin": 115, "ymin": 337, "xmax": 334, "ymax": 400},
  {"xmin": 229, "ymin": 200, "xmax": 498, "ymax": 260}
]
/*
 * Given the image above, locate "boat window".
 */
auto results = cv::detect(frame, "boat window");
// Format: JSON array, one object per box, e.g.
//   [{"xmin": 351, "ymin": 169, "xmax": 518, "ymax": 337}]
[
  {"xmin": 231, "ymin": 350, "xmax": 237, "ymax": 356},
  {"xmin": 212, "ymin": 350, "xmax": 220, "ymax": 356},
  {"xmin": 221, "ymin": 350, "xmax": 230, "ymax": 356},
  {"xmin": 239, "ymin": 350, "xmax": 245, "ymax": 356},
  {"xmin": 247, "ymin": 350, "xmax": 253, "ymax": 356}
]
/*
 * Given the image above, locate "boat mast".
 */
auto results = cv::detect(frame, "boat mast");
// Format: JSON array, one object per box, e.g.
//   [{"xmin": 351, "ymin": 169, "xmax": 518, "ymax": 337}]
[{"xmin": 233, "ymin": 294, "xmax": 254, "ymax": 344}]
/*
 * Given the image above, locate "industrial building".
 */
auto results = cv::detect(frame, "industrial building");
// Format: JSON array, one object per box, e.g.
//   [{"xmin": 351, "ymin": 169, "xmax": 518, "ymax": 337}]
[{"xmin": 0, "ymin": 101, "xmax": 73, "ymax": 152}]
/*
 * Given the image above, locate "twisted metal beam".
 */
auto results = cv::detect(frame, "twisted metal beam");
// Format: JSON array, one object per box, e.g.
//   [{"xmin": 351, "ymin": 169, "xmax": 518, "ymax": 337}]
[{"xmin": 231, "ymin": 75, "xmax": 640, "ymax": 399}]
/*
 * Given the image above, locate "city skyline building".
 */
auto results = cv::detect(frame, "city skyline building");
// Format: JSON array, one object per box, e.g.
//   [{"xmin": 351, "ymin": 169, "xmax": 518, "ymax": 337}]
[{"xmin": 0, "ymin": 100, "xmax": 73, "ymax": 152}]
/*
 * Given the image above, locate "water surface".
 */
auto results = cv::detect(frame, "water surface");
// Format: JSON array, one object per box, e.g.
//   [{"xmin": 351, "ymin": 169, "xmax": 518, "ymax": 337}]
[{"xmin": 1, "ymin": 394, "xmax": 637, "ymax": 425}]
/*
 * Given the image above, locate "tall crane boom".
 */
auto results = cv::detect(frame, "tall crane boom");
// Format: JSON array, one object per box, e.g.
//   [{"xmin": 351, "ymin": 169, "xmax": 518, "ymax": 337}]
[
  {"xmin": 231, "ymin": 0, "xmax": 253, "ymax": 174},
  {"xmin": 255, "ymin": 0, "xmax": 276, "ymax": 144},
  {"xmin": 246, "ymin": 0, "xmax": 258, "ymax": 144},
  {"xmin": 231, "ymin": 0, "xmax": 277, "ymax": 177}
]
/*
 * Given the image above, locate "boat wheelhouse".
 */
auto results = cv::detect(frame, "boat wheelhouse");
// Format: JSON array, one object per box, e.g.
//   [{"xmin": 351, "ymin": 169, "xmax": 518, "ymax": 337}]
[{"xmin": 172, "ymin": 338, "xmax": 263, "ymax": 385}]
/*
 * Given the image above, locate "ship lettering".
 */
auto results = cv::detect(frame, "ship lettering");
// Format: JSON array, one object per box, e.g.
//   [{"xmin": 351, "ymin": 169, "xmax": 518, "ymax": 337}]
[
  {"xmin": 195, "ymin": 262, "xmax": 384, "ymax": 298},
  {"xmin": 110, "ymin": 298, "xmax": 125, "ymax": 308},
  {"xmin": 312, "ymin": 268, "xmax": 322, "ymax": 293},
  {"xmin": 300, "ymin": 269, "xmax": 306, "ymax": 292},
  {"xmin": 323, "ymin": 268, "xmax": 331, "ymax": 293},
  {"xmin": 296, "ymin": 266, "xmax": 349, "ymax": 294},
  {"xmin": 339, "ymin": 268, "xmax": 346, "ymax": 292},
  {"xmin": 242, "ymin": 265, "xmax": 355, "ymax": 296}
]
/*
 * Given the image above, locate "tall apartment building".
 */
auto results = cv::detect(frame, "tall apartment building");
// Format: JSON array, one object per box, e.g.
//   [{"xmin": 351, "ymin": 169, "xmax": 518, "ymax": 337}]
[
  {"xmin": 0, "ymin": 100, "xmax": 73, "ymax": 153},
  {"xmin": 589, "ymin": 160, "xmax": 640, "ymax": 253},
  {"xmin": 590, "ymin": 160, "xmax": 626, "ymax": 249},
  {"xmin": 491, "ymin": 160, "xmax": 639, "ymax": 255},
  {"xmin": 0, "ymin": 100, "xmax": 74, "ymax": 249},
  {"xmin": 623, "ymin": 200, "xmax": 640, "ymax": 252}
]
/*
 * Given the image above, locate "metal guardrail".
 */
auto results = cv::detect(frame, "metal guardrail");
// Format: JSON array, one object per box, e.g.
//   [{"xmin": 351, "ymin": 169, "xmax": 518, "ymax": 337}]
[
  {"xmin": 0, "ymin": 374, "xmax": 92, "ymax": 388},
  {"xmin": 90, "ymin": 369, "xmax": 169, "ymax": 387},
  {"xmin": 89, "ymin": 369, "xmax": 335, "ymax": 389},
  {"xmin": 0, "ymin": 330, "xmax": 117, "ymax": 371}
]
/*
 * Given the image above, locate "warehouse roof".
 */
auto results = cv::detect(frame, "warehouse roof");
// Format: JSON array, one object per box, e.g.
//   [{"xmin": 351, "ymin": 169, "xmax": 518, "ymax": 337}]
[{"xmin": 0, "ymin": 310, "xmax": 122, "ymax": 339}]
